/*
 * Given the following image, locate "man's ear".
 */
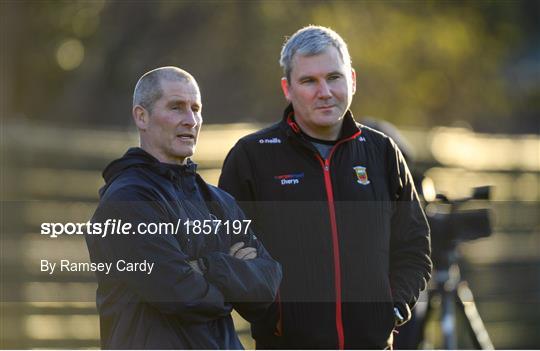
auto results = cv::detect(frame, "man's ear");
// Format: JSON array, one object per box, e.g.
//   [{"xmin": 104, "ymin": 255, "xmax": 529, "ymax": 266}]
[
  {"xmin": 281, "ymin": 77, "xmax": 291, "ymax": 101},
  {"xmin": 351, "ymin": 68, "xmax": 357, "ymax": 95},
  {"xmin": 132, "ymin": 105, "xmax": 149, "ymax": 130}
]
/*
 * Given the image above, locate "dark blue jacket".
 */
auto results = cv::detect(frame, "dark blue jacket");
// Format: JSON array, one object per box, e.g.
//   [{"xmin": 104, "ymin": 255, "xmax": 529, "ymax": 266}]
[{"xmin": 86, "ymin": 148, "xmax": 282, "ymax": 349}]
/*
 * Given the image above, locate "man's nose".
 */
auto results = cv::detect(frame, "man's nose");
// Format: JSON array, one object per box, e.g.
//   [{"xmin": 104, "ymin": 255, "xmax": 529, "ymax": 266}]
[
  {"xmin": 182, "ymin": 110, "xmax": 199, "ymax": 128},
  {"xmin": 317, "ymin": 81, "xmax": 332, "ymax": 99}
]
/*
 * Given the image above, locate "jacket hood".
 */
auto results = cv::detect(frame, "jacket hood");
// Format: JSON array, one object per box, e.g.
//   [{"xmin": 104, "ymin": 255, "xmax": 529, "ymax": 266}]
[{"xmin": 100, "ymin": 147, "xmax": 197, "ymax": 195}]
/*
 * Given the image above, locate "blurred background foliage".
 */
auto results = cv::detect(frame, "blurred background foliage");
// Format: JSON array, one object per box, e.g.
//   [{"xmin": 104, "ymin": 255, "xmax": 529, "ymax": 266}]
[
  {"xmin": 1, "ymin": 0, "xmax": 539, "ymax": 133},
  {"xmin": 1, "ymin": 1, "xmax": 539, "ymax": 349}
]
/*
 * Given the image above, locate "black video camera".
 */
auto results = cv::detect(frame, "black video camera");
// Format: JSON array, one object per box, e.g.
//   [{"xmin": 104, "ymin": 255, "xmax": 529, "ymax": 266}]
[{"xmin": 424, "ymin": 186, "xmax": 492, "ymax": 269}]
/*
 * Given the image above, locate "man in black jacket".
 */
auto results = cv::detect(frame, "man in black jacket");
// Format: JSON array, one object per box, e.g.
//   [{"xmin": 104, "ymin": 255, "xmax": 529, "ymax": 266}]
[
  {"xmin": 86, "ymin": 66, "xmax": 282, "ymax": 349},
  {"xmin": 219, "ymin": 26, "xmax": 431, "ymax": 349}
]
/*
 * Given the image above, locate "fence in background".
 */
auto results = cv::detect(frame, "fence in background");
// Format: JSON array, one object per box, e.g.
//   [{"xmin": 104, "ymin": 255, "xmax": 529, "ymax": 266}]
[{"xmin": 1, "ymin": 120, "xmax": 539, "ymax": 349}]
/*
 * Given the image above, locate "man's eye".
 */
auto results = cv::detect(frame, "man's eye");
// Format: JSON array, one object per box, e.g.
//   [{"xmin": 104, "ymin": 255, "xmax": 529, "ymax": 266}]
[
  {"xmin": 328, "ymin": 75, "xmax": 341, "ymax": 81},
  {"xmin": 301, "ymin": 79, "xmax": 314, "ymax": 84}
]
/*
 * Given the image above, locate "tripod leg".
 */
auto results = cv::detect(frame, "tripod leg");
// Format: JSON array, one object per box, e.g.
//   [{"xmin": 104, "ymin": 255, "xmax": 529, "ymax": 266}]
[
  {"xmin": 455, "ymin": 281, "xmax": 494, "ymax": 349},
  {"xmin": 442, "ymin": 288, "xmax": 457, "ymax": 349},
  {"xmin": 415, "ymin": 291, "xmax": 434, "ymax": 349}
]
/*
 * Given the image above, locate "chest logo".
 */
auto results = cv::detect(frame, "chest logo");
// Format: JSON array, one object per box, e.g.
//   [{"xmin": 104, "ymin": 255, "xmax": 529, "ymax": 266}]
[
  {"xmin": 274, "ymin": 172, "xmax": 304, "ymax": 185},
  {"xmin": 259, "ymin": 137, "xmax": 282, "ymax": 144},
  {"xmin": 353, "ymin": 166, "xmax": 370, "ymax": 185}
]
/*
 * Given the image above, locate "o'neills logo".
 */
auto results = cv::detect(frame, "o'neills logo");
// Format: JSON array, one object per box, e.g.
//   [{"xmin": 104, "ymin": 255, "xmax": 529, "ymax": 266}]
[
  {"xmin": 274, "ymin": 172, "xmax": 304, "ymax": 185},
  {"xmin": 259, "ymin": 137, "xmax": 282, "ymax": 144}
]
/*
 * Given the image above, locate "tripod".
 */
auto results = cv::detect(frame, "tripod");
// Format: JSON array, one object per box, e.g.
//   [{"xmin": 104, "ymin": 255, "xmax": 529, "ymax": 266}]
[
  {"xmin": 395, "ymin": 250, "xmax": 494, "ymax": 349},
  {"xmin": 395, "ymin": 186, "xmax": 494, "ymax": 349},
  {"xmin": 418, "ymin": 252, "xmax": 494, "ymax": 349}
]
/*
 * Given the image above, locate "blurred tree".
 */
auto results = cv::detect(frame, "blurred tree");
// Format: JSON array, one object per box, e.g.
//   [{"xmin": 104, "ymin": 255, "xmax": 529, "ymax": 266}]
[{"xmin": 2, "ymin": 0, "xmax": 539, "ymax": 133}]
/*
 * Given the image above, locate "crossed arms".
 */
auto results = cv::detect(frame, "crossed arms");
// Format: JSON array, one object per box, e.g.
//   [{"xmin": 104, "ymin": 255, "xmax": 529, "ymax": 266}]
[{"xmin": 87, "ymin": 185, "xmax": 282, "ymax": 323}]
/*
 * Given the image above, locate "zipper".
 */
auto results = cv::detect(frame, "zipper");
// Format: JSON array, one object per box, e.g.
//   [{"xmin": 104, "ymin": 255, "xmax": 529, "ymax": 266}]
[
  {"xmin": 287, "ymin": 112, "xmax": 363, "ymax": 348},
  {"xmin": 315, "ymin": 131, "xmax": 362, "ymax": 350}
]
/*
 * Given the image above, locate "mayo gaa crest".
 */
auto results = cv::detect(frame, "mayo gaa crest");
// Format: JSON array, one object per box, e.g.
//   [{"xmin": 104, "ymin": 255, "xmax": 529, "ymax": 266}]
[{"xmin": 353, "ymin": 166, "xmax": 370, "ymax": 185}]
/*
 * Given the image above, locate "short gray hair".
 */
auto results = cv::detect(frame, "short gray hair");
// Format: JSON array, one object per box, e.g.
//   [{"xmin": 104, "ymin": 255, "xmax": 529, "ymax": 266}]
[
  {"xmin": 279, "ymin": 25, "xmax": 352, "ymax": 82},
  {"xmin": 133, "ymin": 66, "xmax": 196, "ymax": 111}
]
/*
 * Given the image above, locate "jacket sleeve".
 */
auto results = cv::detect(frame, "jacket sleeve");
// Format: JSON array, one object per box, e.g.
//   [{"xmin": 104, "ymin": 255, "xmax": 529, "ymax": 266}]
[
  {"xmin": 387, "ymin": 138, "xmax": 432, "ymax": 315},
  {"xmin": 202, "ymin": 196, "xmax": 282, "ymax": 323},
  {"xmin": 88, "ymin": 186, "xmax": 231, "ymax": 323},
  {"xmin": 219, "ymin": 140, "xmax": 258, "ymax": 221}
]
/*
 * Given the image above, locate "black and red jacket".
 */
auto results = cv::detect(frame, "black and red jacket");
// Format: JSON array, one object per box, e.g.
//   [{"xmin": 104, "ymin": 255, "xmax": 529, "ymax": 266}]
[{"xmin": 219, "ymin": 105, "xmax": 432, "ymax": 349}]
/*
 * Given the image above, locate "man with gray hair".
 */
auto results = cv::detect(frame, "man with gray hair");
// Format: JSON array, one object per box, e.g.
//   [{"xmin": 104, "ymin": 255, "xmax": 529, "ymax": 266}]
[
  {"xmin": 220, "ymin": 26, "xmax": 431, "ymax": 349},
  {"xmin": 87, "ymin": 66, "xmax": 282, "ymax": 349}
]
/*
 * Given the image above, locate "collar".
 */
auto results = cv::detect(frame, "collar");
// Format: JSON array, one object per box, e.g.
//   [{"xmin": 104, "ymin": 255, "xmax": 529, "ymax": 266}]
[
  {"xmin": 280, "ymin": 103, "xmax": 361, "ymax": 141},
  {"xmin": 127, "ymin": 147, "xmax": 197, "ymax": 182}
]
